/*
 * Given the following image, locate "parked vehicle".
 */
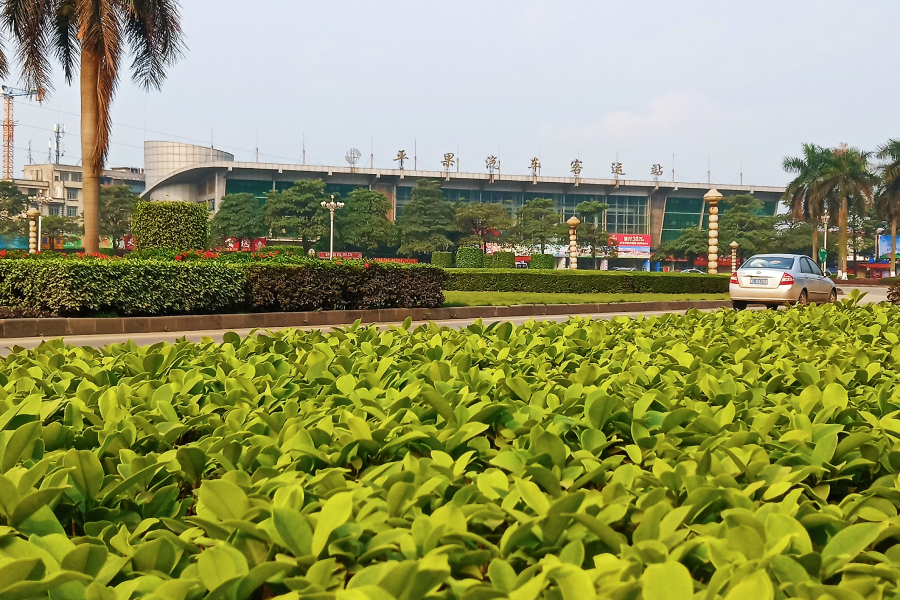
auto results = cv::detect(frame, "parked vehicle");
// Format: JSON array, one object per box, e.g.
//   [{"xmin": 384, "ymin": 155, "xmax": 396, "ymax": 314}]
[
  {"xmin": 680, "ymin": 268, "xmax": 704, "ymax": 274},
  {"xmin": 730, "ymin": 254, "xmax": 837, "ymax": 310},
  {"xmin": 611, "ymin": 267, "xmax": 636, "ymax": 271}
]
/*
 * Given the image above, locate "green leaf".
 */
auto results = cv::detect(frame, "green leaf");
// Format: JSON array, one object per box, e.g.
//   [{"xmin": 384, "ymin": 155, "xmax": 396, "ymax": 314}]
[
  {"xmin": 1, "ymin": 421, "xmax": 41, "ymax": 473},
  {"xmin": 723, "ymin": 570, "xmax": 773, "ymax": 600},
  {"xmin": 821, "ymin": 522, "xmax": 887, "ymax": 577},
  {"xmin": 642, "ymin": 561, "xmax": 693, "ymax": 600},
  {"xmin": 197, "ymin": 544, "xmax": 249, "ymax": 591},
  {"xmin": 61, "ymin": 544, "xmax": 109, "ymax": 578},
  {"xmin": 822, "ymin": 382, "xmax": 848, "ymax": 409},
  {"xmin": 198, "ymin": 479, "xmax": 250, "ymax": 521},
  {"xmin": 273, "ymin": 508, "xmax": 313, "ymax": 557},
  {"xmin": 311, "ymin": 491, "xmax": 354, "ymax": 556},
  {"xmin": 64, "ymin": 449, "xmax": 104, "ymax": 500}
]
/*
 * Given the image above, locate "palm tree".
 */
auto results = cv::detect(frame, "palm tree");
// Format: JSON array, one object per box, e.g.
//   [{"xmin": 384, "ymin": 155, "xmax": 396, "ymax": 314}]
[
  {"xmin": 782, "ymin": 144, "xmax": 829, "ymax": 261},
  {"xmin": 876, "ymin": 139, "xmax": 900, "ymax": 277},
  {"xmin": 2, "ymin": 1, "xmax": 185, "ymax": 254},
  {"xmin": 810, "ymin": 144, "xmax": 877, "ymax": 279}
]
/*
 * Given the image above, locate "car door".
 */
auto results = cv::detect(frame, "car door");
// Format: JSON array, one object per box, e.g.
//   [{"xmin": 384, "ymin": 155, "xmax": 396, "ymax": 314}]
[
  {"xmin": 805, "ymin": 257, "xmax": 828, "ymax": 301},
  {"xmin": 800, "ymin": 257, "xmax": 825, "ymax": 301}
]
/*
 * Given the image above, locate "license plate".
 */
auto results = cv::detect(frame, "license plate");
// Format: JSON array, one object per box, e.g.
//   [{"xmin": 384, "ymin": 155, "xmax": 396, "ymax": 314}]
[{"xmin": 750, "ymin": 278, "xmax": 768, "ymax": 285}]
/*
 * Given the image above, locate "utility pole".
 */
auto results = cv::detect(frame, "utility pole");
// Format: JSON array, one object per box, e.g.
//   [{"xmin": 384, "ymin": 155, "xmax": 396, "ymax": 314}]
[
  {"xmin": 302, "ymin": 133, "xmax": 306, "ymax": 166},
  {"xmin": 320, "ymin": 195, "xmax": 344, "ymax": 260}
]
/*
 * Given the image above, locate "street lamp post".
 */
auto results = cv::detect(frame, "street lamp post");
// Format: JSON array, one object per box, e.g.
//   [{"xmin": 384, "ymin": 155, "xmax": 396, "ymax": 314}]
[
  {"xmin": 320, "ymin": 195, "xmax": 344, "ymax": 260},
  {"xmin": 703, "ymin": 189, "xmax": 724, "ymax": 274},
  {"xmin": 821, "ymin": 211, "xmax": 829, "ymax": 273}
]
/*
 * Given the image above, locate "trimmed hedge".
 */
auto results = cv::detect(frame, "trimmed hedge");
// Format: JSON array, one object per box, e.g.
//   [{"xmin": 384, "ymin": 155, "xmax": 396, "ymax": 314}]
[
  {"xmin": 132, "ymin": 201, "xmax": 210, "ymax": 250},
  {"xmin": 445, "ymin": 268, "xmax": 729, "ymax": 294},
  {"xmin": 455, "ymin": 246, "xmax": 484, "ymax": 268},
  {"xmin": 431, "ymin": 251, "xmax": 452, "ymax": 268},
  {"xmin": 0, "ymin": 260, "xmax": 446, "ymax": 316},
  {"xmin": 491, "ymin": 251, "xmax": 515, "ymax": 269},
  {"xmin": 530, "ymin": 253, "xmax": 554, "ymax": 269}
]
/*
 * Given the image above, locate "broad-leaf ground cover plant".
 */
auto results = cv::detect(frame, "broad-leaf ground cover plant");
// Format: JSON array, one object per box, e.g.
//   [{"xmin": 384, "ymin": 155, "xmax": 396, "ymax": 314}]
[{"xmin": 0, "ymin": 294, "xmax": 896, "ymax": 599}]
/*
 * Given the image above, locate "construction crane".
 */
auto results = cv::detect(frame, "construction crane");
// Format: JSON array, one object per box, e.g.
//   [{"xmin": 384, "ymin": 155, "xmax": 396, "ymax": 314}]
[{"xmin": 2, "ymin": 86, "xmax": 41, "ymax": 181}]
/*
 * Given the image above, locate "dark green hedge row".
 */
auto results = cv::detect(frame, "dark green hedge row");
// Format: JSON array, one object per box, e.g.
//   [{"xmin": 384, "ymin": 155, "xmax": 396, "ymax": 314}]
[
  {"xmin": 455, "ymin": 247, "xmax": 483, "ymax": 268},
  {"xmin": 484, "ymin": 251, "xmax": 515, "ymax": 269},
  {"xmin": 132, "ymin": 201, "xmax": 210, "ymax": 250},
  {"xmin": 0, "ymin": 260, "xmax": 446, "ymax": 316},
  {"xmin": 445, "ymin": 269, "xmax": 730, "ymax": 294}
]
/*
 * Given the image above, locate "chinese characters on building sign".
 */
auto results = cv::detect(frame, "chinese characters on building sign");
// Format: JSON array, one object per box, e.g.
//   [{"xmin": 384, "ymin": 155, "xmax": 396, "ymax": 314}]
[
  {"xmin": 394, "ymin": 150, "xmax": 408, "ymax": 170},
  {"xmin": 651, "ymin": 164, "xmax": 663, "ymax": 179}
]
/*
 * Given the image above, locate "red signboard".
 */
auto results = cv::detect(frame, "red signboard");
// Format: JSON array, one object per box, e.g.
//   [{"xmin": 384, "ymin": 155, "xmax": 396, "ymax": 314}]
[
  {"xmin": 610, "ymin": 233, "xmax": 651, "ymax": 246},
  {"xmin": 317, "ymin": 252, "xmax": 362, "ymax": 259},
  {"xmin": 372, "ymin": 257, "xmax": 418, "ymax": 264}
]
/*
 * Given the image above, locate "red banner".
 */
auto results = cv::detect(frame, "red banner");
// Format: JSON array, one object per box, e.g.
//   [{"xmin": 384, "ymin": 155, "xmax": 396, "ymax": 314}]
[
  {"xmin": 371, "ymin": 257, "xmax": 418, "ymax": 264},
  {"xmin": 318, "ymin": 251, "xmax": 362, "ymax": 259},
  {"xmin": 610, "ymin": 233, "xmax": 651, "ymax": 246}
]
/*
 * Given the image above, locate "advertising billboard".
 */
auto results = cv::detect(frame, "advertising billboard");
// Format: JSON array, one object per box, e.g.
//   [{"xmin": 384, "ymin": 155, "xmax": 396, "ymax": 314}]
[
  {"xmin": 877, "ymin": 235, "xmax": 899, "ymax": 259},
  {"xmin": 610, "ymin": 233, "xmax": 652, "ymax": 259}
]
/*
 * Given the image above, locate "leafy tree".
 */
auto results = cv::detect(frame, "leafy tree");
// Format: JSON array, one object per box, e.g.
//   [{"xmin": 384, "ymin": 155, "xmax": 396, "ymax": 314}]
[
  {"xmin": 264, "ymin": 180, "xmax": 328, "ymax": 253},
  {"xmin": 575, "ymin": 200, "xmax": 611, "ymax": 267},
  {"xmin": 0, "ymin": 181, "xmax": 27, "ymax": 235},
  {"xmin": 717, "ymin": 195, "xmax": 777, "ymax": 258},
  {"xmin": 41, "ymin": 215, "xmax": 82, "ymax": 250},
  {"xmin": 5, "ymin": 1, "xmax": 185, "ymax": 254},
  {"xmin": 510, "ymin": 198, "xmax": 565, "ymax": 253},
  {"xmin": 397, "ymin": 179, "xmax": 455, "ymax": 255},
  {"xmin": 783, "ymin": 144, "xmax": 830, "ymax": 260},
  {"xmin": 211, "ymin": 193, "xmax": 267, "ymax": 243},
  {"xmin": 98, "ymin": 185, "xmax": 138, "ymax": 250},
  {"xmin": 811, "ymin": 145, "xmax": 877, "ymax": 278},
  {"xmin": 339, "ymin": 188, "xmax": 396, "ymax": 251},
  {"xmin": 652, "ymin": 227, "xmax": 708, "ymax": 265},
  {"xmin": 454, "ymin": 202, "xmax": 512, "ymax": 252},
  {"xmin": 877, "ymin": 139, "xmax": 900, "ymax": 276}
]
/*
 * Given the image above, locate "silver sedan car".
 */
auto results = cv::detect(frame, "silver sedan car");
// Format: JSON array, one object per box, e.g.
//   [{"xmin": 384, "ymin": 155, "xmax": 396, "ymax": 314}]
[{"xmin": 730, "ymin": 254, "xmax": 836, "ymax": 309}]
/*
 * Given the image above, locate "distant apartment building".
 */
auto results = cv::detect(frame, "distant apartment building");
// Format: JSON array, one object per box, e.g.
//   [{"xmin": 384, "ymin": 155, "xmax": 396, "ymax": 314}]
[{"xmin": 13, "ymin": 164, "xmax": 145, "ymax": 217}]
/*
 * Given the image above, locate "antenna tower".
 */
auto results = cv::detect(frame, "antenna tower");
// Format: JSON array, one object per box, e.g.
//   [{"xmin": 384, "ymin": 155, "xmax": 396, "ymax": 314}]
[{"xmin": 1, "ymin": 85, "xmax": 40, "ymax": 180}]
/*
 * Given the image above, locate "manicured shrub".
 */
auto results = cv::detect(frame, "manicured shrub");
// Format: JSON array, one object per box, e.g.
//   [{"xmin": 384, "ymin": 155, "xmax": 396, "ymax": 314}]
[
  {"xmin": 455, "ymin": 246, "xmax": 484, "ymax": 268},
  {"xmin": 492, "ymin": 251, "xmax": 515, "ymax": 269},
  {"xmin": 530, "ymin": 253, "xmax": 555, "ymax": 269},
  {"xmin": 132, "ymin": 200, "xmax": 210, "ymax": 250},
  {"xmin": 0, "ymin": 259, "xmax": 445, "ymax": 316},
  {"xmin": 445, "ymin": 269, "xmax": 729, "ymax": 294},
  {"xmin": 890, "ymin": 281, "xmax": 899, "ymax": 304},
  {"xmin": 431, "ymin": 251, "xmax": 452, "ymax": 268},
  {"xmin": 483, "ymin": 253, "xmax": 496, "ymax": 269}
]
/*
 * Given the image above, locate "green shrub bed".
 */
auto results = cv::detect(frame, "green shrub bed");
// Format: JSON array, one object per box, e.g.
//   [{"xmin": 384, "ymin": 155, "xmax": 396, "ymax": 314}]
[
  {"xmin": 0, "ymin": 299, "xmax": 899, "ymax": 598},
  {"xmin": 431, "ymin": 251, "xmax": 453, "ymax": 268},
  {"xmin": 530, "ymin": 253, "xmax": 555, "ymax": 269},
  {"xmin": 447, "ymin": 268, "xmax": 730, "ymax": 294},
  {"xmin": 0, "ymin": 259, "xmax": 445, "ymax": 316},
  {"xmin": 455, "ymin": 247, "xmax": 484, "ymax": 269},
  {"xmin": 132, "ymin": 201, "xmax": 210, "ymax": 250}
]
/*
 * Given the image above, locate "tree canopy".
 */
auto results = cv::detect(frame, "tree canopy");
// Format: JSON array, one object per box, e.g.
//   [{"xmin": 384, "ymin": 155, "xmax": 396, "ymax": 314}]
[
  {"xmin": 265, "ymin": 180, "xmax": 328, "ymax": 252},
  {"xmin": 575, "ymin": 199, "xmax": 611, "ymax": 262},
  {"xmin": 397, "ymin": 180, "xmax": 455, "ymax": 255},
  {"xmin": 212, "ymin": 193, "xmax": 268, "ymax": 242},
  {"xmin": 510, "ymin": 198, "xmax": 564, "ymax": 253},
  {"xmin": 455, "ymin": 202, "xmax": 512, "ymax": 252},
  {"xmin": 338, "ymin": 188, "xmax": 396, "ymax": 251},
  {"xmin": 0, "ymin": 181, "xmax": 27, "ymax": 236},
  {"xmin": 717, "ymin": 194, "xmax": 777, "ymax": 257},
  {"xmin": 98, "ymin": 185, "xmax": 138, "ymax": 249}
]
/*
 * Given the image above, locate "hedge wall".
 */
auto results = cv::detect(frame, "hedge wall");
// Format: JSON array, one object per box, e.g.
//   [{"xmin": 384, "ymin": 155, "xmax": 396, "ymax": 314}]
[
  {"xmin": 488, "ymin": 251, "xmax": 515, "ymax": 269},
  {"xmin": 530, "ymin": 254, "xmax": 554, "ymax": 269},
  {"xmin": 445, "ymin": 269, "xmax": 729, "ymax": 294},
  {"xmin": 133, "ymin": 201, "xmax": 210, "ymax": 250},
  {"xmin": 0, "ymin": 260, "xmax": 446, "ymax": 316},
  {"xmin": 431, "ymin": 251, "xmax": 452, "ymax": 268},
  {"xmin": 455, "ymin": 247, "xmax": 483, "ymax": 269}
]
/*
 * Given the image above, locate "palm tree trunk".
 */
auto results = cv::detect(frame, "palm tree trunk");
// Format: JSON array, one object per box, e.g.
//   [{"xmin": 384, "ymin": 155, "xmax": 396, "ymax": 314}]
[
  {"xmin": 892, "ymin": 217, "xmax": 897, "ymax": 278},
  {"xmin": 80, "ymin": 48, "xmax": 101, "ymax": 255},
  {"xmin": 838, "ymin": 196, "xmax": 849, "ymax": 279},
  {"xmin": 811, "ymin": 226, "xmax": 818, "ymax": 265}
]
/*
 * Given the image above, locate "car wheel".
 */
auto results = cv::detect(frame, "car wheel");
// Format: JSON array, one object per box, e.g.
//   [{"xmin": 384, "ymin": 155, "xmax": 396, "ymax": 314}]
[
  {"xmin": 797, "ymin": 289, "xmax": 809, "ymax": 306},
  {"xmin": 732, "ymin": 301, "xmax": 748, "ymax": 310},
  {"xmin": 829, "ymin": 289, "xmax": 837, "ymax": 303}
]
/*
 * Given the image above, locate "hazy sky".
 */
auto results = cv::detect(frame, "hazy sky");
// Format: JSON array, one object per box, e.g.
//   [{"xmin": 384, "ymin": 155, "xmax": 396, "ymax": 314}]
[{"xmin": 9, "ymin": 0, "xmax": 900, "ymax": 187}]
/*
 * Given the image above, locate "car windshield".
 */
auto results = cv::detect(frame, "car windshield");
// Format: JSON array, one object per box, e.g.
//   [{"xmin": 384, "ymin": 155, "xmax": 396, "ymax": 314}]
[{"xmin": 742, "ymin": 256, "xmax": 795, "ymax": 270}]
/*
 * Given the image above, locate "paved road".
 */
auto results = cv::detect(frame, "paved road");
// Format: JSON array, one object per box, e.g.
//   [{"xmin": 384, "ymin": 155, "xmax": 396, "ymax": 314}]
[{"xmin": 0, "ymin": 285, "xmax": 891, "ymax": 352}]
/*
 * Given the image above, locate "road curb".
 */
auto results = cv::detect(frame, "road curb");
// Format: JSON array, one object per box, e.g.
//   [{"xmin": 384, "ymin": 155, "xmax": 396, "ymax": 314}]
[{"xmin": 0, "ymin": 300, "xmax": 732, "ymax": 339}]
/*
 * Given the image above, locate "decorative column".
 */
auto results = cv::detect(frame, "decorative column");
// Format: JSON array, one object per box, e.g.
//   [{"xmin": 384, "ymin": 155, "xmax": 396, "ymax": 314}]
[
  {"xmin": 566, "ymin": 216, "xmax": 580, "ymax": 270},
  {"xmin": 703, "ymin": 189, "xmax": 724, "ymax": 274},
  {"xmin": 730, "ymin": 241, "xmax": 739, "ymax": 273},
  {"xmin": 26, "ymin": 208, "xmax": 39, "ymax": 253}
]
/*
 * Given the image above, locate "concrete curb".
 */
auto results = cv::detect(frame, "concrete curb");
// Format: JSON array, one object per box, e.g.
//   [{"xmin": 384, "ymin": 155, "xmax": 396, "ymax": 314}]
[{"xmin": 0, "ymin": 300, "xmax": 732, "ymax": 338}]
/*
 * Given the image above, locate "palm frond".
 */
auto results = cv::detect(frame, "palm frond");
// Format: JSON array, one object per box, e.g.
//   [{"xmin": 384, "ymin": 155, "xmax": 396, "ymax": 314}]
[
  {"xmin": 124, "ymin": 0, "xmax": 184, "ymax": 90},
  {"xmin": 52, "ymin": 0, "xmax": 78, "ymax": 83},
  {"xmin": 3, "ymin": 0, "xmax": 55, "ymax": 94}
]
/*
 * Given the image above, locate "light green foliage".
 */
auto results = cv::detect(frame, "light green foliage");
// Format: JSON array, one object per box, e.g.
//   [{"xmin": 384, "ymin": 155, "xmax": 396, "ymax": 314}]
[
  {"xmin": 132, "ymin": 201, "xmax": 210, "ymax": 250},
  {"xmin": 211, "ymin": 193, "xmax": 268, "ymax": 242},
  {"xmin": 264, "ymin": 180, "xmax": 328, "ymax": 252},
  {"xmin": 530, "ymin": 253, "xmax": 555, "ymax": 269},
  {"xmin": 0, "ymin": 180, "xmax": 28, "ymax": 235},
  {"xmin": 0, "ymin": 297, "xmax": 898, "ymax": 598},
  {"xmin": 455, "ymin": 246, "xmax": 483, "ymax": 268}
]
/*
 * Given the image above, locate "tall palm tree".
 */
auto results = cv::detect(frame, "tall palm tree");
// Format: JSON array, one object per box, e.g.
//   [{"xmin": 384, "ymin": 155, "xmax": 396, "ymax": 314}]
[
  {"xmin": 782, "ymin": 144, "xmax": 829, "ymax": 261},
  {"xmin": 2, "ymin": 0, "xmax": 185, "ymax": 254},
  {"xmin": 876, "ymin": 139, "xmax": 900, "ymax": 277},
  {"xmin": 810, "ymin": 144, "xmax": 877, "ymax": 279}
]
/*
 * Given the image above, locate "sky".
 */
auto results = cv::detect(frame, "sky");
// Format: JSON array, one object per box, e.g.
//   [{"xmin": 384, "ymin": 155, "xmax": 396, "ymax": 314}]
[{"xmin": 7, "ymin": 0, "xmax": 900, "ymax": 187}]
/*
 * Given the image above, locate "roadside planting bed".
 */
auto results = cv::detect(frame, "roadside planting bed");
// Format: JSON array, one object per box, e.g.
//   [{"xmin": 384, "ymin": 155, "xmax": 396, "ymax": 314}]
[{"xmin": 0, "ymin": 299, "xmax": 898, "ymax": 599}]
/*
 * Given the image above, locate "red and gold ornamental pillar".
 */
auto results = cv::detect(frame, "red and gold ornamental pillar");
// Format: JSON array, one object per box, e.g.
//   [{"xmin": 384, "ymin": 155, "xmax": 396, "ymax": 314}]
[{"xmin": 704, "ymin": 189, "xmax": 723, "ymax": 275}]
